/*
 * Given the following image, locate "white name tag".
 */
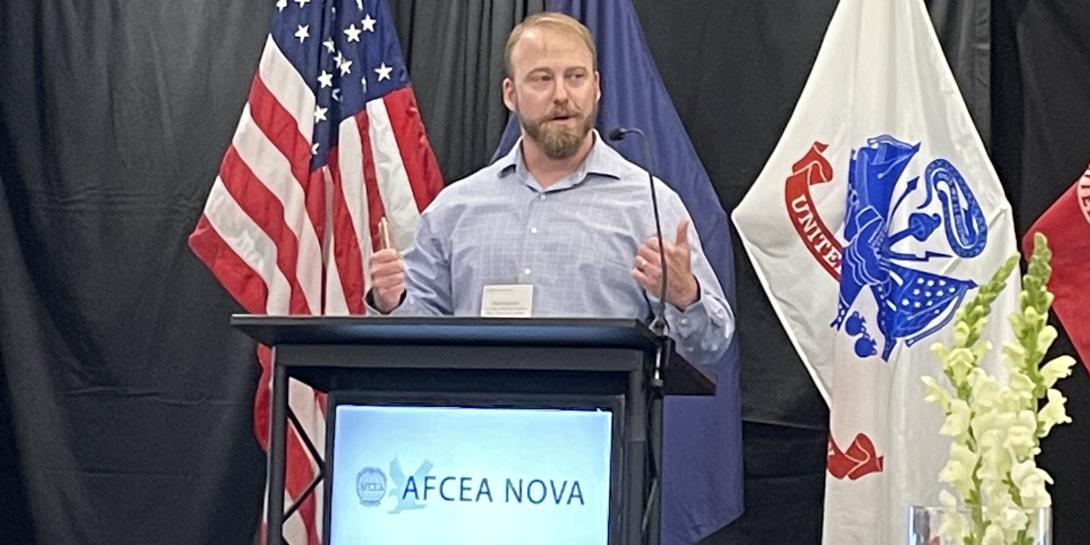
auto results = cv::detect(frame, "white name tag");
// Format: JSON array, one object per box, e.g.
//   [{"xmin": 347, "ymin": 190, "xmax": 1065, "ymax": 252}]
[{"xmin": 480, "ymin": 284, "xmax": 534, "ymax": 318}]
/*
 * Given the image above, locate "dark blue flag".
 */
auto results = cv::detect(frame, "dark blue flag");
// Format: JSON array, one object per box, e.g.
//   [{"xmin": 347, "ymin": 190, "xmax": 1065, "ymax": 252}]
[{"xmin": 492, "ymin": 1, "xmax": 743, "ymax": 542}]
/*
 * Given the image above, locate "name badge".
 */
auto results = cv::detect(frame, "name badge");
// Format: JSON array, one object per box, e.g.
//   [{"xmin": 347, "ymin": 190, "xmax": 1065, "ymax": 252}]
[{"xmin": 480, "ymin": 284, "xmax": 534, "ymax": 318}]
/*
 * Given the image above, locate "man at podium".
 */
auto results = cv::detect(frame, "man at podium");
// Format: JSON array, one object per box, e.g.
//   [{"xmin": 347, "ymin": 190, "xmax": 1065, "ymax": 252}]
[{"xmin": 367, "ymin": 12, "xmax": 733, "ymax": 366}]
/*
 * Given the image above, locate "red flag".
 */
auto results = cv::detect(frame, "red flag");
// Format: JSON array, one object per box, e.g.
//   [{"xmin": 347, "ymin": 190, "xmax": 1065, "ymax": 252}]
[
  {"xmin": 187, "ymin": 1, "xmax": 442, "ymax": 542},
  {"xmin": 1023, "ymin": 163, "xmax": 1090, "ymax": 374}
]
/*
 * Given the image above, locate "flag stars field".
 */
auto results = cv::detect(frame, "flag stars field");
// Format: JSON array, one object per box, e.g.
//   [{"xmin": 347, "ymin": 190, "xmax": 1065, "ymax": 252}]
[
  {"xmin": 374, "ymin": 62, "xmax": 392, "ymax": 81},
  {"xmin": 344, "ymin": 24, "xmax": 362, "ymax": 42}
]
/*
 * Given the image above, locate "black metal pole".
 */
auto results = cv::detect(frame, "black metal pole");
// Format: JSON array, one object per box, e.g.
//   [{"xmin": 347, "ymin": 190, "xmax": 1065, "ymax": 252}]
[
  {"xmin": 267, "ymin": 348, "xmax": 288, "ymax": 545},
  {"xmin": 625, "ymin": 367, "xmax": 648, "ymax": 545},
  {"xmin": 648, "ymin": 357, "xmax": 664, "ymax": 545}
]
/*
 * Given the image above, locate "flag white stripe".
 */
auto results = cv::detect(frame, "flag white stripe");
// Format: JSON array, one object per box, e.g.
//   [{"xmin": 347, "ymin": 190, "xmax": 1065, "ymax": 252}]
[
  {"xmin": 287, "ymin": 380, "xmax": 323, "ymax": 467},
  {"xmin": 262, "ymin": 485, "xmax": 310, "ymax": 544},
  {"xmin": 234, "ymin": 104, "xmax": 323, "ymax": 314},
  {"xmin": 259, "ymin": 36, "xmax": 317, "ymax": 145},
  {"xmin": 323, "ymin": 247, "xmax": 350, "ymax": 315},
  {"xmin": 310, "ymin": 394, "xmax": 326, "ymax": 545},
  {"xmin": 282, "ymin": 490, "xmax": 310, "ymax": 545},
  {"xmin": 336, "ymin": 115, "xmax": 372, "ymax": 284},
  {"xmin": 366, "ymin": 99, "xmax": 420, "ymax": 252},
  {"xmin": 203, "ymin": 179, "xmax": 293, "ymax": 314},
  {"xmin": 319, "ymin": 167, "xmax": 352, "ymax": 315}
]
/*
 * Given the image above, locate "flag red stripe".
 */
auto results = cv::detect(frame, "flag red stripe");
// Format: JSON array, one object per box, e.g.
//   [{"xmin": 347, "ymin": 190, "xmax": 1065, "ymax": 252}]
[
  {"xmin": 303, "ymin": 493, "xmax": 320, "ymax": 545},
  {"xmin": 328, "ymin": 146, "xmax": 367, "ymax": 314},
  {"xmin": 254, "ymin": 346, "xmax": 322, "ymax": 544},
  {"xmin": 219, "ymin": 146, "xmax": 310, "ymax": 315},
  {"xmin": 355, "ymin": 110, "xmax": 389, "ymax": 257},
  {"xmin": 382, "ymin": 87, "xmax": 444, "ymax": 210},
  {"xmin": 248, "ymin": 75, "xmax": 325, "ymax": 240},
  {"xmin": 253, "ymin": 350, "xmax": 272, "ymax": 448},
  {"xmin": 187, "ymin": 215, "xmax": 269, "ymax": 315}
]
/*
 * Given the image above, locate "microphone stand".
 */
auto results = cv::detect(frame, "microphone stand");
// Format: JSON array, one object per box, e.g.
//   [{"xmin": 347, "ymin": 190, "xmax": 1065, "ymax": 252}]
[{"xmin": 608, "ymin": 127, "xmax": 666, "ymax": 545}]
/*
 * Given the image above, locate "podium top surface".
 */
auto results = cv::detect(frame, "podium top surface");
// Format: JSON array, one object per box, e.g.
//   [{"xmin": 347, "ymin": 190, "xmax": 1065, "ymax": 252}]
[
  {"xmin": 231, "ymin": 315, "xmax": 715, "ymax": 395},
  {"xmin": 231, "ymin": 315, "xmax": 661, "ymax": 350}
]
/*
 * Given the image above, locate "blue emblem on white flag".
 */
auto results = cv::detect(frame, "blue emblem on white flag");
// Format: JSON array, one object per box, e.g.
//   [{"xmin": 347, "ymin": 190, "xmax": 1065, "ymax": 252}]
[{"xmin": 832, "ymin": 135, "xmax": 987, "ymax": 360}]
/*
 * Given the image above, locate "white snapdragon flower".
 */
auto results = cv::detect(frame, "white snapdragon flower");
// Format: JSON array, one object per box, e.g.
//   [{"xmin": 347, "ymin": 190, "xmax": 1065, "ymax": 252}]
[
  {"xmin": 994, "ymin": 504, "xmax": 1030, "ymax": 539},
  {"xmin": 975, "ymin": 442, "xmax": 1011, "ymax": 484},
  {"xmin": 1037, "ymin": 388, "xmax": 1072, "ymax": 438},
  {"xmin": 1006, "ymin": 368, "xmax": 1036, "ymax": 404},
  {"xmin": 1011, "ymin": 460, "xmax": 1053, "ymax": 510},
  {"xmin": 966, "ymin": 368, "xmax": 1002, "ymax": 411},
  {"xmin": 1036, "ymin": 325, "xmax": 1058, "ymax": 353},
  {"xmin": 940, "ymin": 399, "xmax": 972, "ymax": 440},
  {"xmin": 926, "ymin": 242, "xmax": 1071, "ymax": 545},
  {"xmin": 945, "ymin": 346, "xmax": 976, "ymax": 384},
  {"xmin": 939, "ymin": 442, "xmax": 978, "ymax": 497},
  {"xmin": 981, "ymin": 523, "xmax": 1007, "ymax": 545},
  {"xmin": 1005, "ymin": 409, "xmax": 1039, "ymax": 459},
  {"xmin": 1039, "ymin": 355, "xmax": 1076, "ymax": 389},
  {"xmin": 980, "ymin": 480, "xmax": 1028, "ymax": 543},
  {"xmin": 937, "ymin": 489, "xmax": 970, "ymax": 542},
  {"xmin": 1002, "ymin": 341, "xmax": 1026, "ymax": 369}
]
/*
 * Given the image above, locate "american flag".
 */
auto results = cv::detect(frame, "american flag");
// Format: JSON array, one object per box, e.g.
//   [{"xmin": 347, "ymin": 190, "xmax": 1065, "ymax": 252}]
[{"xmin": 187, "ymin": 0, "xmax": 442, "ymax": 543}]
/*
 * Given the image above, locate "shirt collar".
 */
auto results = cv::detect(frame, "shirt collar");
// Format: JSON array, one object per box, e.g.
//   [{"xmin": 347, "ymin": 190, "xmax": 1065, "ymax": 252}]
[{"xmin": 497, "ymin": 130, "xmax": 624, "ymax": 189}]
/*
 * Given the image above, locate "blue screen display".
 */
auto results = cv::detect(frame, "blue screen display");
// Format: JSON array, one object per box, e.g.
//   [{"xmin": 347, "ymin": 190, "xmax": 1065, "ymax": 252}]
[{"xmin": 328, "ymin": 404, "xmax": 613, "ymax": 545}]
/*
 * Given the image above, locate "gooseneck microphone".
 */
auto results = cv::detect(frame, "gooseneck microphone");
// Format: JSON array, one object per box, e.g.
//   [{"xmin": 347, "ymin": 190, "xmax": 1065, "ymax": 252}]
[
  {"xmin": 610, "ymin": 129, "xmax": 669, "ymax": 545},
  {"xmin": 609, "ymin": 127, "xmax": 668, "ymax": 337}
]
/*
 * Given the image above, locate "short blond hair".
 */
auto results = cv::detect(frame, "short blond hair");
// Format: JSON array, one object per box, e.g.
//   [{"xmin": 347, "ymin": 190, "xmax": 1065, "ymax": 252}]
[{"xmin": 504, "ymin": 12, "xmax": 597, "ymax": 78}]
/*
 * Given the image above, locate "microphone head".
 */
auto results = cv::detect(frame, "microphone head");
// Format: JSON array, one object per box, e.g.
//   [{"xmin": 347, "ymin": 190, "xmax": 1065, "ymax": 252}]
[{"xmin": 608, "ymin": 127, "xmax": 628, "ymax": 141}]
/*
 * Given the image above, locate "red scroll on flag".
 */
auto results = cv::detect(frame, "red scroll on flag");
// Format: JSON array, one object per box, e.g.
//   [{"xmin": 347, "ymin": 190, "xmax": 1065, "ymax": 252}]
[{"xmin": 784, "ymin": 141, "xmax": 843, "ymax": 281}]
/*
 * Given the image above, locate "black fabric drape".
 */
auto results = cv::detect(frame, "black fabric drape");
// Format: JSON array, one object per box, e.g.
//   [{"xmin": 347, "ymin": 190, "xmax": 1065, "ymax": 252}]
[
  {"xmin": 1, "ymin": 1, "xmax": 1088, "ymax": 544},
  {"xmin": 0, "ymin": 170, "xmax": 37, "ymax": 541},
  {"xmin": 0, "ymin": 2, "xmax": 273, "ymax": 543},
  {"xmin": 992, "ymin": 3, "xmax": 1090, "ymax": 544},
  {"xmin": 927, "ymin": 0, "xmax": 993, "ymax": 149},
  {"xmin": 389, "ymin": 0, "xmax": 546, "ymax": 182}
]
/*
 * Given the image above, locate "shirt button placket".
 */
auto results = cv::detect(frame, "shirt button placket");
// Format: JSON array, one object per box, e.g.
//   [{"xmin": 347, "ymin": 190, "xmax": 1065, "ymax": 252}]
[{"xmin": 520, "ymin": 190, "xmax": 542, "ymax": 283}]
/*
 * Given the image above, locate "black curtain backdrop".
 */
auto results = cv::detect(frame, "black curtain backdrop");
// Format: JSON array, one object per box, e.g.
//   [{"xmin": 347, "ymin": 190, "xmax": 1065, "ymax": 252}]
[
  {"xmin": 991, "ymin": 2, "xmax": 1090, "ymax": 541},
  {"xmin": 1, "ymin": 1, "xmax": 1088, "ymax": 545},
  {"xmin": 0, "ymin": 2, "xmax": 275, "ymax": 544},
  {"xmin": 390, "ymin": 0, "xmax": 546, "ymax": 181}
]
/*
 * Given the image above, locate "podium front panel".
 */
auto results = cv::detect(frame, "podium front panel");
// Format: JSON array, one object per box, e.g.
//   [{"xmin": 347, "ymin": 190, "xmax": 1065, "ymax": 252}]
[{"xmin": 323, "ymin": 392, "xmax": 625, "ymax": 545}]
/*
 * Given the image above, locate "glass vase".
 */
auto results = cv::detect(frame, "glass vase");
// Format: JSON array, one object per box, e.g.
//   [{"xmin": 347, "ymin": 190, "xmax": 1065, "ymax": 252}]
[{"xmin": 906, "ymin": 505, "xmax": 1051, "ymax": 545}]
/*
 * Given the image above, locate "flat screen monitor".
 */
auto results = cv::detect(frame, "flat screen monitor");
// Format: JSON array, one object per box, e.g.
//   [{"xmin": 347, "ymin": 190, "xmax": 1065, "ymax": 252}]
[{"xmin": 324, "ymin": 393, "xmax": 622, "ymax": 545}]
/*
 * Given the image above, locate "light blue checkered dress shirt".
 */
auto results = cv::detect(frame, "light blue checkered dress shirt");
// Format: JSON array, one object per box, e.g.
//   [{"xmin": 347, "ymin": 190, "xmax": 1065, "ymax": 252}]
[{"xmin": 390, "ymin": 132, "xmax": 734, "ymax": 366}]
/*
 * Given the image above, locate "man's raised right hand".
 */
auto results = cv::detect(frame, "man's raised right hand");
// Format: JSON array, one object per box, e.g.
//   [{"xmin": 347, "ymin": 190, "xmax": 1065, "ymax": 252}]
[{"xmin": 369, "ymin": 248, "xmax": 406, "ymax": 314}]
